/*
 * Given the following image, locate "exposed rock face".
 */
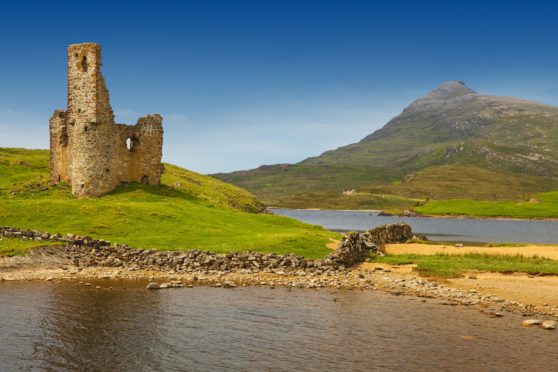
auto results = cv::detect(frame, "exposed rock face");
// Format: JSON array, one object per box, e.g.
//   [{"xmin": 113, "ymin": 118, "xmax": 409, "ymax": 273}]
[
  {"xmin": 50, "ymin": 43, "xmax": 164, "ymax": 197},
  {"xmin": 0, "ymin": 224, "xmax": 412, "ymax": 273},
  {"xmin": 407, "ymin": 80, "xmax": 476, "ymax": 109}
]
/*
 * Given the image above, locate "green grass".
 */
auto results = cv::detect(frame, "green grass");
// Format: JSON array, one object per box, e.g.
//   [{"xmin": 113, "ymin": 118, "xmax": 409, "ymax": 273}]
[
  {"xmin": 272, "ymin": 191, "xmax": 422, "ymax": 210},
  {"xmin": 373, "ymin": 253, "xmax": 558, "ymax": 278},
  {"xmin": 368, "ymin": 165, "xmax": 558, "ymax": 202},
  {"xmin": 216, "ymin": 162, "xmax": 558, "ymax": 214},
  {"xmin": 0, "ymin": 148, "xmax": 339, "ymax": 258},
  {"xmin": 483, "ymin": 242, "xmax": 524, "ymax": 247},
  {"xmin": 1, "ymin": 148, "xmax": 264, "ymax": 213},
  {"xmin": 0, "ymin": 236, "xmax": 64, "ymax": 257},
  {"xmin": 415, "ymin": 191, "xmax": 558, "ymax": 219},
  {"xmin": 162, "ymin": 163, "xmax": 265, "ymax": 213}
]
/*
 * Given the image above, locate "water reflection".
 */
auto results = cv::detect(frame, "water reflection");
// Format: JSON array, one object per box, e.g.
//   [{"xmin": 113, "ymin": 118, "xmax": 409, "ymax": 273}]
[
  {"xmin": 1, "ymin": 282, "xmax": 558, "ymax": 371},
  {"xmin": 1, "ymin": 281, "xmax": 164, "ymax": 371}
]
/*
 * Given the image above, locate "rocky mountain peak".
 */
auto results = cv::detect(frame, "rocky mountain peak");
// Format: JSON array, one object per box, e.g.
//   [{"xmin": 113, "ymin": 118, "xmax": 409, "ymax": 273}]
[{"xmin": 407, "ymin": 81, "xmax": 477, "ymax": 109}]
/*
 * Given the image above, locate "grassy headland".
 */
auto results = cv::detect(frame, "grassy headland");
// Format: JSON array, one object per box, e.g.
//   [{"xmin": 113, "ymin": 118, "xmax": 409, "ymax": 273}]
[
  {"xmin": 0, "ymin": 148, "xmax": 339, "ymax": 258},
  {"xmin": 415, "ymin": 191, "xmax": 558, "ymax": 219}
]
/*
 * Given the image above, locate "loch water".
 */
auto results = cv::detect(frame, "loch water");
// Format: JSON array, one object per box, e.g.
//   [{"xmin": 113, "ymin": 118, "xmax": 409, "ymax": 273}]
[
  {"xmin": 273, "ymin": 208, "xmax": 558, "ymax": 244},
  {"xmin": 1, "ymin": 281, "xmax": 557, "ymax": 371}
]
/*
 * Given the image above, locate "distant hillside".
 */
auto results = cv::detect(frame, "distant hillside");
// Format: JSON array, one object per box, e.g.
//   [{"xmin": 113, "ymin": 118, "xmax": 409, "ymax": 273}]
[
  {"xmin": 0, "ymin": 148, "xmax": 337, "ymax": 257},
  {"xmin": 215, "ymin": 81, "xmax": 558, "ymax": 208}
]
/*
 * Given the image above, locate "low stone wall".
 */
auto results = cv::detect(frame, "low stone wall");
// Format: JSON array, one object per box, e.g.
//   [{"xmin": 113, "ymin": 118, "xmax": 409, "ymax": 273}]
[
  {"xmin": 0, "ymin": 224, "xmax": 412, "ymax": 273},
  {"xmin": 329, "ymin": 224, "xmax": 413, "ymax": 267},
  {"xmin": 0, "ymin": 227, "xmax": 111, "ymax": 247}
]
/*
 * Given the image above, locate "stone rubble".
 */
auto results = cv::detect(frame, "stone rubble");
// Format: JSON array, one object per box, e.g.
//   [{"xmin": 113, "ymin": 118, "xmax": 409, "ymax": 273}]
[
  {"xmin": 0, "ymin": 224, "xmax": 412, "ymax": 274},
  {"xmin": 540, "ymin": 320, "xmax": 557, "ymax": 330}
]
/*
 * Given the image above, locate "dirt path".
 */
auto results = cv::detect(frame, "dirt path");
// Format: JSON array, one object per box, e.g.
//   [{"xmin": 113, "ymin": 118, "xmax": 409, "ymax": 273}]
[{"xmin": 385, "ymin": 243, "xmax": 558, "ymax": 259}]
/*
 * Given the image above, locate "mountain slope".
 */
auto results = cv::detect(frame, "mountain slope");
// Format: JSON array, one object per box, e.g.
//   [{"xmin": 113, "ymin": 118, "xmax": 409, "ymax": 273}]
[{"xmin": 215, "ymin": 81, "xmax": 558, "ymax": 207}]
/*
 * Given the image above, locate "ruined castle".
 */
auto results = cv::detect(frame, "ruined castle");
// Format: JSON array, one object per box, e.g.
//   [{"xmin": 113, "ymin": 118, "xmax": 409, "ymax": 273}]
[{"xmin": 50, "ymin": 43, "xmax": 164, "ymax": 197}]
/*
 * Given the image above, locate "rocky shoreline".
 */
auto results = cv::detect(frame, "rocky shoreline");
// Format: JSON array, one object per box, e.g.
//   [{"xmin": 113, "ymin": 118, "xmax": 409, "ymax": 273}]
[
  {"xmin": 0, "ymin": 224, "xmax": 412, "ymax": 274},
  {"xmin": 2, "ymin": 224, "xmax": 558, "ymax": 326},
  {"xmin": 3, "ymin": 262, "xmax": 556, "ymax": 328}
]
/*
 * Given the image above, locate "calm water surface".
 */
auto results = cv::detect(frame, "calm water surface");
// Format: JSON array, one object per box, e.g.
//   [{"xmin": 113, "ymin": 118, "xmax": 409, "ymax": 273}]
[
  {"xmin": 1, "ymin": 281, "xmax": 557, "ymax": 371},
  {"xmin": 273, "ymin": 208, "xmax": 558, "ymax": 244}
]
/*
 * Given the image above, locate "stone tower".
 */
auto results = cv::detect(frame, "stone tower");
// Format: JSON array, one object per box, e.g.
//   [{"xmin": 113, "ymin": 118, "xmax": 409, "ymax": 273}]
[{"xmin": 50, "ymin": 43, "xmax": 164, "ymax": 197}]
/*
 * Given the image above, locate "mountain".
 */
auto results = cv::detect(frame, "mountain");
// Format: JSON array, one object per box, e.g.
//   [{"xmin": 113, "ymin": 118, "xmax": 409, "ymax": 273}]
[{"xmin": 215, "ymin": 81, "xmax": 558, "ymax": 208}]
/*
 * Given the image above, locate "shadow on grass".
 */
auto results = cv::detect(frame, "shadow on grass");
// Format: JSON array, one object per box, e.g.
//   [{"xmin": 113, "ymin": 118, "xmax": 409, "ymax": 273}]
[{"xmin": 106, "ymin": 182, "xmax": 198, "ymax": 202}]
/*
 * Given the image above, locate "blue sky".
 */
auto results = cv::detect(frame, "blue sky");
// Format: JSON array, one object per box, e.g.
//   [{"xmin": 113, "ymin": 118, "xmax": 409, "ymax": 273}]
[{"xmin": 1, "ymin": 0, "xmax": 557, "ymax": 173}]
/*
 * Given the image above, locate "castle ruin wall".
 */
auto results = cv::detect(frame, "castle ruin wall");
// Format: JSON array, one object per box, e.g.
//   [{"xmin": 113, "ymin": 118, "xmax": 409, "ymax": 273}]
[{"xmin": 49, "ymin": 43, "xmax": 164, "ymax": 197}]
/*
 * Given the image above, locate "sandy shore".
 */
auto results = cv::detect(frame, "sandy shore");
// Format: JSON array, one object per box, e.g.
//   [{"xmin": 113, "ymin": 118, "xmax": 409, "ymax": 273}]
[
  {"xmin": 448, "ymin": 273, "xmax": 558, "ymax": 310},
  {"xmin": 381, "ymin": 242, "xmax": 558, "ymax": 309},
  {"xmin": 385, "ymin": 243, "xmax": 558, "ymax": 259}
]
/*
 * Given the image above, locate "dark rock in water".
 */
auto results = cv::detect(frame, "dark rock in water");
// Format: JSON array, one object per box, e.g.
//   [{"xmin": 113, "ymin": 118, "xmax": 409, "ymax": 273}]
[
  {"xmin": 403, "ymin": 209, "xmax": 418, "ymax": 217},
  {"xmin": 146, "ymin": 282, "xmax": 160, "ymax": 290},
  {"xmin": 522, "ymin": 319, "xmax": 542, "ymax": 327},
  {"xmin": 489, "ymin": 311, "xmax": 504, "ymax": 318},
  {"xmin": 377, "ymin": 211, "xmax": 394, "ymax": 217},
  {"xmin": 541, "ymin": 320, "xmax": 557, "ymax": 330},
  {"xmin": 223, "ymin": 281, "xmax": 236, "ymax": 288}
]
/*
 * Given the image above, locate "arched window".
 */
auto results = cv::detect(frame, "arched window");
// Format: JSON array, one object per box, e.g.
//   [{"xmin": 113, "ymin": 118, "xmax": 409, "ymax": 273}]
[
  {"xmin": 126, "ymin": 136, "xmax": 139, "ymax": 151},
  {"xmin": 81, "ymin": 56, "xmax": 88, "ymax": 72}
]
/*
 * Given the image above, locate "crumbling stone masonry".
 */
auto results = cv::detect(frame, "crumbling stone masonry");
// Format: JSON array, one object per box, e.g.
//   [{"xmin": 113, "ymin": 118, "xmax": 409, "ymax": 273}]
[
  {"xmin": 0, "ymin": 223, "xmax": 414, "ymax": 272},
  {"xmin": 50, "ymin": 43, "xmax": 164, "ymax": 197}
]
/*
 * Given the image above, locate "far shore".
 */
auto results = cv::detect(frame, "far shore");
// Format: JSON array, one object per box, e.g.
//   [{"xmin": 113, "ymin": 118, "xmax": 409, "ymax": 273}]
[{"xmin": 269, "ymin": 207, "xmax": 558, "ymax": 222}]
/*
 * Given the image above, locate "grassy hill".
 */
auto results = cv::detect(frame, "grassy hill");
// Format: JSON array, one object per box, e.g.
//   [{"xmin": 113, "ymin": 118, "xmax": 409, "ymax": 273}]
[
  {"xmin": 215, "ymin": 81, "xmax": 558, "ymax": 216},
  {"xmin": 0, "ymin": 148, "xmax": 338, "ymax": 258}
]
